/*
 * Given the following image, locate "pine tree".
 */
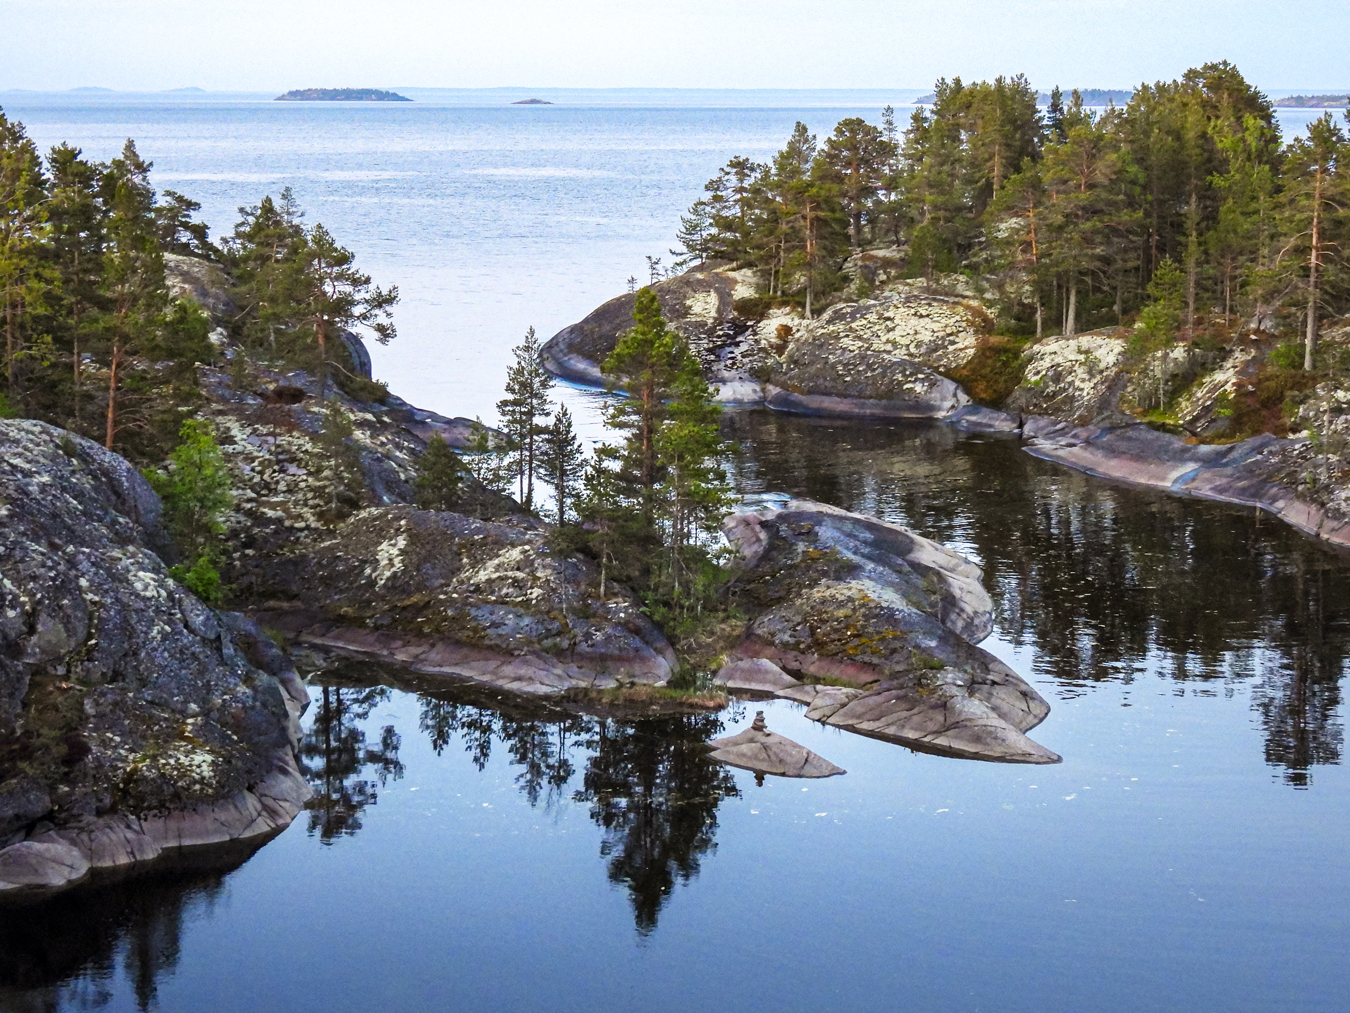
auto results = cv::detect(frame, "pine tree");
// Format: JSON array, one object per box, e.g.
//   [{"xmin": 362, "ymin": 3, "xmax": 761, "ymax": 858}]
[
  {"xmin": 414, "ymin": 433, "xmax": 465, "ymax": 510},
  {"xmin": 45, "ymin": 143, "xmax": 107, "ymax": 432},
  {"xmin": 1276, "ymin": 113, "xmax": 1348, "ymax": 369},
  {"xmin": 496, "ymin": 325, "xmax": 554, "ymax": 509},
  {"xmin": 540, "ymin": 402, "xmax": 585, "ymax": 524},
  {"xmin": 99, "ymin": 139, "xmax": 165, "ymax": 449},
  {"xmin": 0, "ymin": 108, "xmax": 53, "ymax": 413}
]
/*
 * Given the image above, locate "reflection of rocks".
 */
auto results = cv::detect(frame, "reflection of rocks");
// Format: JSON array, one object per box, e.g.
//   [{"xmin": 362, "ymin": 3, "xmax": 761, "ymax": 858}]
[
  {"xmin": 708, "ymin": 712, "xmax": 844, "ymax": 778},
  {"xmin": 0, "ymin": 420, "xmax": 310, "ymax": 893},
  {"xmin": 253, "ymin": 506, "xmax": 677, "ymax": 694},
  {"xmin": 722, "ymin": 498, "xmax": 1060, "ymax": 764}
]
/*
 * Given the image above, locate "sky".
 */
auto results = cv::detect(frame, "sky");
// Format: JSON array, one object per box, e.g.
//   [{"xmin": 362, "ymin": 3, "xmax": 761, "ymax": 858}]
[{"xmin": 5, "ymin": 0, "xmax": 1348, "ymax": 94}]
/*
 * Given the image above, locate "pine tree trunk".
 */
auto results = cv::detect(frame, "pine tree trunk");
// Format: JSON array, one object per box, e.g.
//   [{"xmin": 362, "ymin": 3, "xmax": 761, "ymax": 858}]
[
  {"xmin": 1185, "ymin": 189, "xmax": 1199, "ymax": 340},
  {"xmin": 1035, "ymin": 296, "xmax": 1043, "ymax": 340},
  {"xmin": 1305, "ymin": 191, "xmax": 1322, "ymax": 371},
  {"xmin": 1065, "ymin": 275, "xmax": 1078, "ymax": 337},
  {"xmin": 104, "ymin": 339, "xmax": 120, "ymax": 450}
]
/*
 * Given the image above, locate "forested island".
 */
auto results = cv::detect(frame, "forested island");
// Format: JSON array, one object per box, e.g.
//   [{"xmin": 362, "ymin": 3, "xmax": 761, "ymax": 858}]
[
  {"xmin": 1275, "ymin": 94, "xmax": 1348, "ymax": 108},
  {"xmin": 274, "ymin": 88, "xmax": 411, "ymax": 102}
]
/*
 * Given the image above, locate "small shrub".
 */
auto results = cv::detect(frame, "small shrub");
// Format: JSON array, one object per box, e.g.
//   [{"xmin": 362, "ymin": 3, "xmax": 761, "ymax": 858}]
[
  {"xmin": 1269, "ymin": 342, "xmax": 1304, "ymax": 370},
  {"xmin": 170, "ymin": 554, "xmax": 223, "ymax": 605}
]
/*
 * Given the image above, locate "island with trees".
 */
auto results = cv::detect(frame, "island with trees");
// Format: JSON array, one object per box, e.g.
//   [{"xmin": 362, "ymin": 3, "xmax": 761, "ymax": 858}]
[
  {"xmin": 544, "ymin": 61, "xmax": 1350, "ymax": 550},
  {"xmin": 1275, "ymin": 94, "xmax": 1348, "ymax": 108},
  {"xmin": 274, "ymin": 88, "xmax": 411, "ymax": 102}
]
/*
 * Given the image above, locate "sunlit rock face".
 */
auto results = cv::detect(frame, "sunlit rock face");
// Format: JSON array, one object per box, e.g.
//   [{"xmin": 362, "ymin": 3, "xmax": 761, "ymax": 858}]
[
  {"xmin": 250, "ymin": 505, "xmax": 677, "ymax": 693},
  {"xmin": 0, "ymin": 420, "xmax": 310, "ymax": 893},
  {"xmin": 719, "ymin": 498, "xmax": 1060, "ymax": 765}
]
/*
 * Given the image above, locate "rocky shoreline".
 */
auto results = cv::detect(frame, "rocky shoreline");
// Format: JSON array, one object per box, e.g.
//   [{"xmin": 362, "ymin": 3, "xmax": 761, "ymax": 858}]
[{"xmin": 541, "ymin": 263, "xmax": 1350, "ymax": 553}]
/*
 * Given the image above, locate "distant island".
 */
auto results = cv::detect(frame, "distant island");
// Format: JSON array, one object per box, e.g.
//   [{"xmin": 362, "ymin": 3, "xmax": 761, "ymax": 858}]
[
  {"xmin": 275, "ymin": 88, "xmax": 411, "ymax": 102},
  {"xmin": 916, "ymin": 87, "xmax": 1132, "ymax": 107},
  {"xmin": 512, "ymin": 98, "xmax": 553, "ymax": 105},
  {"xmin": 1274, "ymin": 94, "xmax": 1348, "ymax": 108}
]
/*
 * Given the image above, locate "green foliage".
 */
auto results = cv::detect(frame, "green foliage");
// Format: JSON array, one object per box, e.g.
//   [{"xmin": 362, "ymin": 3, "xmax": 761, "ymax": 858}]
[
  {"xmin": 414, "ymin": 434, "xmax": 465, "ymax": 511},
  {"xmin": 0, "ymin": 392, "xmax": 16, "ymax": 419},
  {"xmin": 947, "ymin": 337, "xmax": 1029, "ymax": 406},
  {"xmin": 496, "ymin": 326, "xmax": 553, "ymax": 509},
  {"xmin": 169, "ymin": 554, "xmax": 223, "ymax": 605},
  {"xmin": 540, "ymin": 403, "xmax": 585, "ymax": 524},
  {"xmin": 1135, "ymin": 257, "xmax": 1186, "ymax": 346},
  {"xmin": 145, "ymin": 418, "xmax": 233, "ymax": 558},
  {"xmin": 584, "ymin": 291, "xmax": 732, "ymax": 623},
  {"xmin": 1269, "ymin": 343, "xmax": 1306, "ymax": 370}
]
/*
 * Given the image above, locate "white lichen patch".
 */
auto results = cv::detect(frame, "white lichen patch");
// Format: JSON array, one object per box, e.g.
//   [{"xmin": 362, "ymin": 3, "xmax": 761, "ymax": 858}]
[
  {"xmin": 368, "ymin": 533, "xmax": 408, "ymax": 587},
  {"xmin": 683, "ymin": 290, "xmax": 719, "ymax": 323}
]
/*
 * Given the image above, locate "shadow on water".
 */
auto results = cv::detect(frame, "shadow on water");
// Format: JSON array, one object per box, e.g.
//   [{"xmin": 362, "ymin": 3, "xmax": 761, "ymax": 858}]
[
  {"xmin": 0, "ymin": 836, "xmax": 273, "ymax": 1013},
  {"xmin": 723, "ymin": 409, "xmax": 1347, "ymax": 787}
]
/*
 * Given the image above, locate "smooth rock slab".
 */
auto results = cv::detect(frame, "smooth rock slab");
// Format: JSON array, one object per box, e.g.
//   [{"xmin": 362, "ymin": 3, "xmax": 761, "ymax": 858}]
[
  {"xmin": 714, "ymin": 657, "xmax": 802, "ymax": 694},
  {"xmin": 708, "ymin": 727, "xmax": 845, "ymax": 778}
]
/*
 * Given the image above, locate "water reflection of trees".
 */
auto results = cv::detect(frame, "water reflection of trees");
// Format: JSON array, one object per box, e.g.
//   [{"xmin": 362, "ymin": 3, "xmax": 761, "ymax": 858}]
[
  {"xmin": 298, "ymin": 684, "xmax": 405, "ymax": 842},
  {"xmin": 0, "ymin": 840, "xmax": 264, "ymax": 1013},
  {"xmin": 418, "ymin": 694, "xmax": 738, "ymax": 932},
  {"xmin": 725, "ymin": 410, "xmax": 1348, "ymax": 785}
]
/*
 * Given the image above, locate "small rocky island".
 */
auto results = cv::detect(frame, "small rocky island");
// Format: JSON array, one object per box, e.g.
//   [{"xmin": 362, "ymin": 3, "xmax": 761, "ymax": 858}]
[
  {"xmin": 511, "ymin": 98, "xmax": 553, "ymax": 105},
  {"xmin": 274, "ymin": 88, "xmax": 411, "ymax": 102}
]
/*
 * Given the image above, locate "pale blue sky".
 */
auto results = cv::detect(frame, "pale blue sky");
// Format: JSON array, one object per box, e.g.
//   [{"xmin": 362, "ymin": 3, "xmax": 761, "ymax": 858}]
[{"xmin": 7, "ymin": 0, "xmax": 1346, "ymax": 93}]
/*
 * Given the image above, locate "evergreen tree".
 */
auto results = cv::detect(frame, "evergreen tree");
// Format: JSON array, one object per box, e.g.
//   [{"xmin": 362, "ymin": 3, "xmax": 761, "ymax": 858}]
[
  {"xmin": 294, "ymin": 223, "xmax": 398, "ymax": 397},
  {"xmin": 145, "ymin": 418, "xmax": 233, "ymax": 603},
  {"xmin": 45, "ymin": 143, "xmax": 107, "ymax": 432},
  {"xmin": 821, "ymin": 116, "xmax": 892, "ymax": 251},
  {"xmin": 414, "ymin": 433, "xmax": 465, "ymax": 510},
  {"xmin": 540, "ymin": 402, "xmax": 585, "ymax": 524},
  {"xmin": 496, "ymin": 325, "xmax": 553, "ymax": 509},
  {"xmin": 1276, "ymin": 113, "xmax": 1349, "ymax": 369},
  {"xmin": 99, "ymin": 139, "xmax": 166, "ymax": 449},
  {"xmin": 0, "ymin": 108, "xmax": 53, "ymax": 412}
]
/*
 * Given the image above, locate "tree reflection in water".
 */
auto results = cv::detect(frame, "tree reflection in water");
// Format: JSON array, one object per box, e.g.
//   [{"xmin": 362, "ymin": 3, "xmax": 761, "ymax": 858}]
[
  {"xmin": 0, "ymin": 839, "xmax": 265, "ymax": 1012},
  {"xmin": 418, "ymin": 692, "xmax": 740, "ymax": 932},
  {"xmin": 724, "ymin": 410, "xmax": 1348, "ymax": 786},
  {"xmin": 298, "ymin": 684, "xmax": 405, "ymax": 842}
]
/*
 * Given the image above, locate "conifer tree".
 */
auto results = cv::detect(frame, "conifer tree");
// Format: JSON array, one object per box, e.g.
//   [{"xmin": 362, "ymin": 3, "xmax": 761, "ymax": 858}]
[
  {"xmin": 496, "ymin": 325, "xmax": 553, "ymax": 509},
  {"xmin": 414, "ymin": 433, "xmax": 465, "ymax": 510},
  {"xmin": 145, "ymin": 418, "xmax": 233, "ymax": 603},
  {"xmin": 1276, "ymin": 113, "xmax": 1348, "ymax": 369},
  {"xmin": 0, "ymin": 109, "xmax": 53, "ymax": 412},
  {"xmin": 99, "ymin": 139, "xmax": 165, "ymax": 449},
  {"xmin": 540, "ymin": 402, "xmax": 585, "ymax": 525},
  {"xmin": 315, "ymin": 400, "xmax": 366, "ymax": 519}
]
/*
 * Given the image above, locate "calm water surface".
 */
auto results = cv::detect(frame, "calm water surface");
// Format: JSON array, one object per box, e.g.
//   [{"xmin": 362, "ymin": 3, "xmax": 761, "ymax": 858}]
[{"xmin": 0, "ymin": 96, "xmax": 1346, "ymax": 1013}]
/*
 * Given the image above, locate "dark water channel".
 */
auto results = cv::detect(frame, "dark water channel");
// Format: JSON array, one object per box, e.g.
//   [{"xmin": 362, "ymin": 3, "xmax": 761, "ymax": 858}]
[{"xmin": 3, "ymin": 414, "xmax": 1348, "ymax": 1013}]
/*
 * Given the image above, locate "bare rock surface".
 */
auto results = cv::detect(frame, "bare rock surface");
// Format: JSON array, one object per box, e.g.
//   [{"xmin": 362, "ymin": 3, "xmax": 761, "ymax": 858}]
[
  {"xmin": 249, "ymin": 505, "xmax": 677, "ymax": 693},
  {"xmin": 708, "ymin": 712, "xmax": 844, "ymax": 778},
  {"xmin": 1022, "ymin": 418, "xmax": 1350, "ymax": 550},
  {"xmin": 0, "ymin": 420, "xmax": 311, "ymax": 893},
  {"xmin": 722, "ymin": 498, "xmax": 1060, "ymax": 764}
]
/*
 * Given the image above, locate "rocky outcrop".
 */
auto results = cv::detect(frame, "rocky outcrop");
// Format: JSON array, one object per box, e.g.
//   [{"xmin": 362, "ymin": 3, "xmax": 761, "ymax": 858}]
[
  {"xmin": 250, "ymin": 505, "xmax": 677, "ymax": 694},
  {"xmin": 1021, "ymin": 417, "xmax": 1350, "ymax": 549},
  {"xmin": 1003, "ymin": 330, "xmax": 1133, "ymax": 425},
  {"xmin": 165, "ymin": 253, "xmax": 234, "ymax": 320},
  {"xmin": 540, "ymin": 264, "xmax": 767, "ymax": 402},
  {"xmin": 718, "ymin": 498, "xmax": 1060, "ymax": 764},
  {"xmin": 707, "ymin": 711, "xmax": 844, "ymax": 778},
  {"xmin": 0, "ymin": 421, "xmax": 311, "ymax": 892}
]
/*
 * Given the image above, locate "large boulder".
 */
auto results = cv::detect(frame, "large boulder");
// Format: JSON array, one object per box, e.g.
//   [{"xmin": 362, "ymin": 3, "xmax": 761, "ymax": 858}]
[
  {"xmin": 1003, "ymin": 330, "xmax": 1133, "ymax": 425},
  {"xmin": 250, "ymin": 505, "xmax": 677, "ymax": 693},
  {"xmin": 721, "ymin": 498, "xmax": 1060, "ymax": 764},
  {"xmin": 0, "ymin": 420, "xmax": 310, "ymax": 892}
]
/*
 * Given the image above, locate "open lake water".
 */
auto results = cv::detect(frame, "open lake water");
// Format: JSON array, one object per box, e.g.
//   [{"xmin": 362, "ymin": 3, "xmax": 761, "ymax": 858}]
[{"xmin": 0, "ymin": 92, "xmax": 1346, "ymax": 1013}]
